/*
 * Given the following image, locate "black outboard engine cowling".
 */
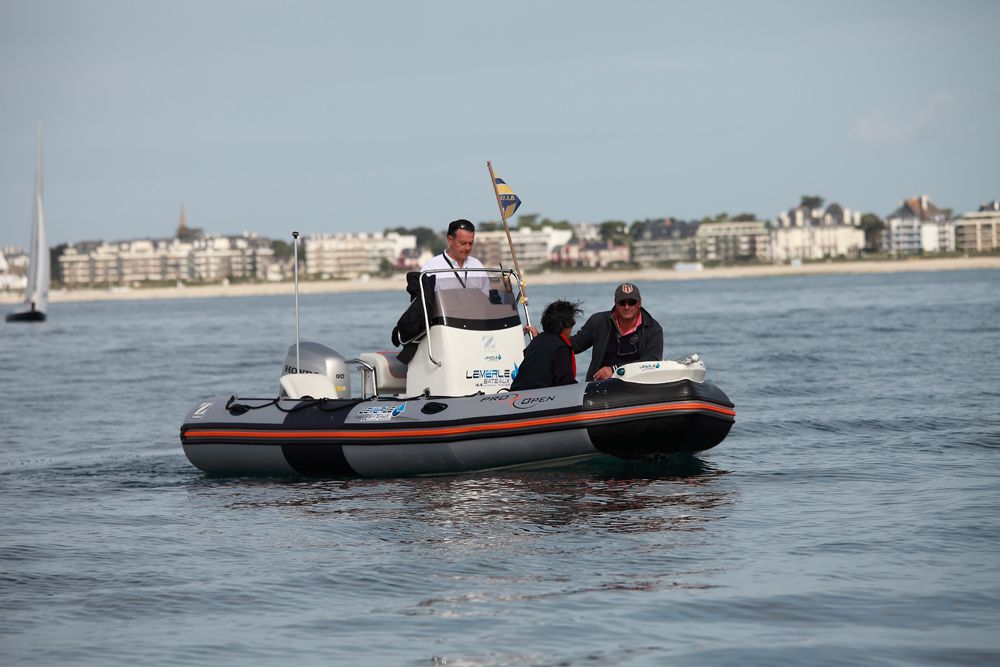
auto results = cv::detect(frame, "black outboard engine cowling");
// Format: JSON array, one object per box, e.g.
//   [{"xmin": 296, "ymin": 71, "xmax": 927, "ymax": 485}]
[{"xmin": 280, "ymin": 341, "xmax": 352, "ymax": 397}]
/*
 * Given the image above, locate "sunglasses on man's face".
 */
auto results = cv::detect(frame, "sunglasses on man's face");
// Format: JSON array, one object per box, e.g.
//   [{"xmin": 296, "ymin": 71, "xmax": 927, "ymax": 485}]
[{"xmin": 617, "ymin": 299, "xmax": 638, "ymax": 307}]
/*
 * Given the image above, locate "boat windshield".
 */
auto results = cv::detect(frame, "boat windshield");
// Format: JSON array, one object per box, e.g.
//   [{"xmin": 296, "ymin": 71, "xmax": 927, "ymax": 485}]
[{"xmin": 423, "ymin": 269, "xmax": 521, "ymax": 331}]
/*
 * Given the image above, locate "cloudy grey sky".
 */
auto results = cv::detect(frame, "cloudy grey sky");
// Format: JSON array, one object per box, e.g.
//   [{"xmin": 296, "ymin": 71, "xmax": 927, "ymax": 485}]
[{"xmin": 2, "ymin": 0, "xmax": 998, "ymax": 245}]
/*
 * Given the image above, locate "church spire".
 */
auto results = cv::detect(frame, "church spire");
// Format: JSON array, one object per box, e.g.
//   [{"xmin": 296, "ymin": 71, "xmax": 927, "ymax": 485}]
[
  {"xmin": 176, "ymin": 204, "xmax": 188, "ymax": 238},
  {"xmin": 175, "ymin": 204, "xmax": 202, "ymax": 241}
]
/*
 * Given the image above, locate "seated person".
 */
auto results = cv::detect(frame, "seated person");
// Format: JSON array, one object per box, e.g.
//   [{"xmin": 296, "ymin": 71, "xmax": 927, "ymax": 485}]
[
  {"xmin": 571, "ymin": 282, "xmax": 663, "ymax": 381},
  {"xmin": 510, "ymin": 300, "xmax": 583, "ymax": 391}
]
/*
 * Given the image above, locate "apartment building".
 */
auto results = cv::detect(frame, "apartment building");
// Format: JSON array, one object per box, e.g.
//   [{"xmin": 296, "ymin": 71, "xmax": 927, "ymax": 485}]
[
  {"xmin": 776, "ymin": 201, "xmax": 862, "ymax": 228},
  {"xmin": 884, "ymin": 195, "xmax": 950, "ymax": 255},
  {"xmin": 0, "ymin": 247, "xmax": 28, "ymax": 290},
  {"xmin": 770, "ymin": 225, "xmax": 865, "ymax": 262},
  {"xmin": 304, "ymin": 232, "xmax": 416, "ymax": 278},
  {"xmin": 954, "ymin": 201, "xmax": 1000, "ymax": 253},
  {"xmin": 473, "ymin": 227, "xmax": 573, "ymax": 271},
  {"xmin": 58, "ymin": 234, "xmax": 274, "ymax": 285},
  {"xmin": 695, "ymin": 220, "xmax": 770, "ymax": 262},
  {"xmin": 920, "ymin": 221, "xmax": 956, "ymax": 253},
  {"xmin": 631, "ymin": 238, "xmax": 696, "ymax": 266},
  {"xmin": 630, "ymin": 218, "xmax": 698, "ymax": 266}
]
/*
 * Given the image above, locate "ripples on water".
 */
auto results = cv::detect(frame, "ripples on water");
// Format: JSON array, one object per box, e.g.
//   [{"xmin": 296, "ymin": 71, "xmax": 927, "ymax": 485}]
[{"xmin": 1, "ymin": 270, "xmax": 999, "ymax": 665}]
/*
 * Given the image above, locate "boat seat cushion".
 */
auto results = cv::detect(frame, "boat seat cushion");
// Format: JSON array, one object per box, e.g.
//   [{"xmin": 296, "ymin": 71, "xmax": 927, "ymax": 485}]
[{"xmin": 359, "ymin": 351, "xmax": 408, "ymax": 393}]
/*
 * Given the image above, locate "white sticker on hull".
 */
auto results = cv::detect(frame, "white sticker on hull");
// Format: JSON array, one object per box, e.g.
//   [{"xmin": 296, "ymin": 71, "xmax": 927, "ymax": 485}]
[
  {"xmin": 478, "ymin": 393, "xmax": 558, "ymax": 409},
  {"xmin": 357, "ymin": 403, "xmax": 407, "ymax": 422},
  {"xmin": 465, "ymin": 368, "xmax": 515, "ymax": 387}
]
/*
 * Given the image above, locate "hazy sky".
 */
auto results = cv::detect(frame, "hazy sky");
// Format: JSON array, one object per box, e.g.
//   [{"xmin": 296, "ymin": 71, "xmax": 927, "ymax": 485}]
[{"xmin": 2, "ymin": 0, "xmax": 998, "ymax": 246}]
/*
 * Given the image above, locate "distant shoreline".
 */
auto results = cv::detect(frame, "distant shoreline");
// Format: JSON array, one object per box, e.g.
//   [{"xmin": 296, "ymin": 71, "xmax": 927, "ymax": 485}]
[{"xmin": 2, "ymin": 256, "xmax": 998, "ymax": 305}]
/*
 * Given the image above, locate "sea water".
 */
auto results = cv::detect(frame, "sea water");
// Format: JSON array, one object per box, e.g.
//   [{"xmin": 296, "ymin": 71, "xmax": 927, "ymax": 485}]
[{"xmin": 1, "ymin": 269, "xmax": 998, "ymax": 666}]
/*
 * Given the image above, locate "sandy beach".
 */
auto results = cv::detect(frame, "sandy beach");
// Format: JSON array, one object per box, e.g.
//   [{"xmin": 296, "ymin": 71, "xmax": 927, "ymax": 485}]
[{"xmin": 2, "ymin": 256, "xmax": 997, "ymax": 305}]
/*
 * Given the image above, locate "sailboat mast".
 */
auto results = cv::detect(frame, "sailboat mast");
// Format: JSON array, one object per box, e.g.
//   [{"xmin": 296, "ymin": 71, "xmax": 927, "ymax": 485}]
[{"xmin": 27, "ymin": 125, "xmax": 49, "ymax": 309}]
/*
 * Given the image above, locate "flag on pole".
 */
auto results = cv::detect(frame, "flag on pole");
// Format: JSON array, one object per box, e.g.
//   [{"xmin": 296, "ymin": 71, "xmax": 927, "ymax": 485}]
[{"xmin": 494, "ymin": 177, "xmax": 521, "ymax": 221}]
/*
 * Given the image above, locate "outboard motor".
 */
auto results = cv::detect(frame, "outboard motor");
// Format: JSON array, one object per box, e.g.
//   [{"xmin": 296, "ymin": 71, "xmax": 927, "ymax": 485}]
[{"xmin": 280, "ymin": 341, "xmax": 352, "ymax": 397}]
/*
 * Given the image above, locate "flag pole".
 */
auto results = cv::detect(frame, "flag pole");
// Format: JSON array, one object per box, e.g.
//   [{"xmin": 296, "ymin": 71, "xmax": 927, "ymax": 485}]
[{"xmin": 486, "ymin": 161, "xmax": 529, "ymax": 309}]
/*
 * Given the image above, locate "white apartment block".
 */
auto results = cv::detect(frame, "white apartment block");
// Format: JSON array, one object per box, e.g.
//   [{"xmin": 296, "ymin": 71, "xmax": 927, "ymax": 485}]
[
  {"xmin": 190, "ymin": 236, "xmax": 270, "ymax": 281},
  {"xmin": 59, "ymin": 235, "xmax": 274, "ymax": 285},
  {"xmin": 304, "ymin": 232, "xmax": 416, "ymax": 278},
  {"xmin": 473, "ymin": 227, "xmax": 572, "ymax": 271},
  {"xmin": 885, "ymin": 194, "xmax": 948, "ymax": 255},
  {"xmin": 776, "ymin": 202, "xmax": 861, "ymax": 228},
  {"xmin": 0, "ymin": 248, "xmax": 28, "ymax": 290},
  {"xmin": 770, "ymin": 225, "xmax": 865, "ymax": 262},
  {"xmin": 474, "ymin": 230, "xmax": 549, "ymax": 271},
  {"xmin": 1, "ymin": 245, "xmax": 28, "ymax": 272},
  {"xmin": 955, "ymin": 201, "xmax": 1000, "ymax": 253},
  {"xmin": 885, "ymin": 218, "xmax": 923, "ymax": 254},
  {"xmin": 695, "ymin": 220, "xmax": 770, "ymax": 262},
  {"xmin": 63, "ymin": 243, "xmax": 124, "ymax": 284},
  {"xmin": 920, "ymin": 221, "xmax": 956, "ymax": 253},
  {"xmin": 539, "ymin": 227, "xmax": 574, "ymax": 253}
]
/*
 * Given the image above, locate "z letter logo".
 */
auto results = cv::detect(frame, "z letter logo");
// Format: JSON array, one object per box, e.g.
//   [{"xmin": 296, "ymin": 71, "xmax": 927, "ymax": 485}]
[{"xmin": 482, "ymin": 335, "xmax": 496, "ymax": 349}]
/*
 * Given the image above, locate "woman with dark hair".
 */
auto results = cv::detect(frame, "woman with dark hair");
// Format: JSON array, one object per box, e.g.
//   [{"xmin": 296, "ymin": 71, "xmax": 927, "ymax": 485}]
[{"xmin": 510, "ymin": 300, "xmax": 583, "ymax": 391}]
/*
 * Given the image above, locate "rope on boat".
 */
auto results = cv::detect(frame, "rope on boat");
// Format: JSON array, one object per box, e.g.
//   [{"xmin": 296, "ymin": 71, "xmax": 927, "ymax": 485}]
[
  {"xmin": 224, "ymin": 389, "xmax": 490, "ymax": 416},
  {"xmin": 225, "ymin": 395, "xmax": 366, "ymax": 415}
]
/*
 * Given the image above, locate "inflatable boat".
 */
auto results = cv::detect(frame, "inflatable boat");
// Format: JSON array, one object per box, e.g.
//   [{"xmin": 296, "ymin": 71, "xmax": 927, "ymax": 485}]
[{"xmin": 179, "ymin": 269, "xmax": 735, "ymax": 477}]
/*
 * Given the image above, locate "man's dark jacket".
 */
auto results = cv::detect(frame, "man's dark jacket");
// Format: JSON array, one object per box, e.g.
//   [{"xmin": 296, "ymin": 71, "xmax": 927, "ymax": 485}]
[
  {"xmin": 391, "ymin": 272, "xmax": 436, "ymax": 364},
  {"xmin": 571, "ymin": 307, "xmax": 664, "ymax": 381},
  {"xmin": 510, "ymin": 333, "xmax": 576, "ymax": 391}
]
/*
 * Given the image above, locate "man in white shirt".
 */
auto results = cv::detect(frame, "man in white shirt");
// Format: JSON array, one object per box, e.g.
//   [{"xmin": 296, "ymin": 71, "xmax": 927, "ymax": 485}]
[{"xmin": 420, "ymin": 219, "xmax": 490, "ymax": 293}]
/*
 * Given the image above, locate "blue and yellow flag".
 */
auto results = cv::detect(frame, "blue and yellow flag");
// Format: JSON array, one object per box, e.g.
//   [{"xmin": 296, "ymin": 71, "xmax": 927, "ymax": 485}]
[{"xmin": 494, "ymin": 177, "xmax": 522, "ymax": 220}]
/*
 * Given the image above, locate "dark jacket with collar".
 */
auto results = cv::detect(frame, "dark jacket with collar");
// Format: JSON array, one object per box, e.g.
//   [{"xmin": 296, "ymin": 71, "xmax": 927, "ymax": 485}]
[
  {"xmin": 391, "ymin": 272, "xmax": 436, "ymax": 364},
  {"xmin": 571, "ymin": 306, "xmax": 664, "ymax": 381}
]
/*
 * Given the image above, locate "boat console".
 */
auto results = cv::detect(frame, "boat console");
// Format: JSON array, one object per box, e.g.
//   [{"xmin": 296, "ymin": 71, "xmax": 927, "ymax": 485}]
[
  {"xmin": 402, "ymin": 268, "xmax": 526, "ymax": 396},
  {"xmin": 278, "ymin": 268, "xmax": 529, "ymax": 399}
]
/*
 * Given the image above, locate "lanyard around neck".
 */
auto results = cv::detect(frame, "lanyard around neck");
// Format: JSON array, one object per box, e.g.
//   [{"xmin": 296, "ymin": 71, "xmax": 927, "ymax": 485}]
[{"xmin": 441, "ymin": 253, "xmax": 466, "ymax": 288}]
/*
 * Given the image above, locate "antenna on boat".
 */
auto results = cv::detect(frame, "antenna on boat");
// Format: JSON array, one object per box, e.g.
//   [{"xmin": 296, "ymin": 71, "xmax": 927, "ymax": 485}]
[{"xmin": 292, "ymin": 231, "xmax": 301, "ymax": 373}]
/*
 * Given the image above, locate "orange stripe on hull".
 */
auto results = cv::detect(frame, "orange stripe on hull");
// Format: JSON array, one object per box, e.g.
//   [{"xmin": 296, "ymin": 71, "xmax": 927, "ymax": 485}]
[{"xmin": 184, "ymin": 401, "xmax": 736, "ymax": 441}]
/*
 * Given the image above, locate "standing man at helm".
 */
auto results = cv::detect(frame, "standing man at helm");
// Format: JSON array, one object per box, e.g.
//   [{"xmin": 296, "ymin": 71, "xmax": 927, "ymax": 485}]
[
  {"xmin": 571, "ymin": 282, "xmax": 663, "ymax": 381},
  {"xmin": 420, "ymin": 219, "xmax": 490, "ymax": 293}
]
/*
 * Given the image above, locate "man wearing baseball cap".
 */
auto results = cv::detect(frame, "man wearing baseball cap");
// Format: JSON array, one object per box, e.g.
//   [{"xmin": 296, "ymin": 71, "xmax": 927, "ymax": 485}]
[{"xmin": 570, "ymin": 282, "xmax": 664, "ymax": 381}]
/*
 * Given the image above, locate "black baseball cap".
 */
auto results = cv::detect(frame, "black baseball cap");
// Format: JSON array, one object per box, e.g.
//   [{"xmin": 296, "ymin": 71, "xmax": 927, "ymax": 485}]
[{"xmin": 614, "ymin": 282, "xmax": 641, "ymax": 303}]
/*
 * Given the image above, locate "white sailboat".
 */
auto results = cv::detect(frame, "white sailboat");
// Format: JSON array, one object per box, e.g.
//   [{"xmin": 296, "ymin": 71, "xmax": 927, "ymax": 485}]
[{"xmin": 7, "ymin": 128, "xmax": 50, "ymax": 323}]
